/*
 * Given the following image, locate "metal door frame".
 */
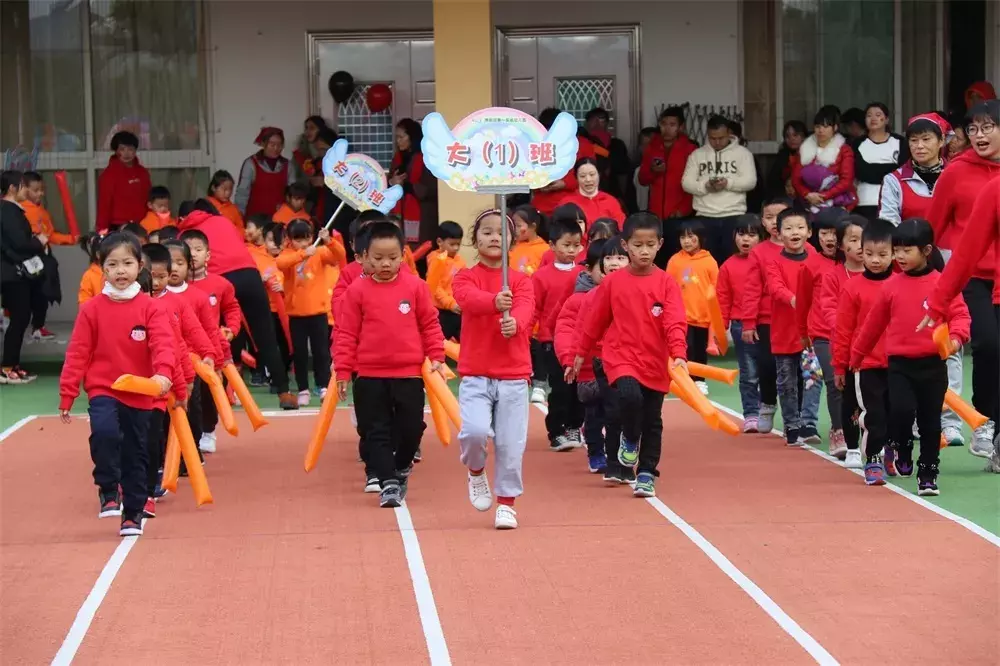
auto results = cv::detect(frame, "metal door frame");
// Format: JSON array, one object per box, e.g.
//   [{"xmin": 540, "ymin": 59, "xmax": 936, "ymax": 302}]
[{"xmin": 493, "ymin": 24, "xmax": 642, "ymax": 140}]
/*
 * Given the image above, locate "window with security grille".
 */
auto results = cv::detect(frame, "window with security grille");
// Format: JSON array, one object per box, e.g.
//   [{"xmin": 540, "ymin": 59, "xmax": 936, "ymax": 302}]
[
  {"xmin": 337, "ymin": 83, "xmax": 395, "ymax": 169},
  {"xmin": 556, "ymin": 78, "xmax": 616, "ymax": 134}
]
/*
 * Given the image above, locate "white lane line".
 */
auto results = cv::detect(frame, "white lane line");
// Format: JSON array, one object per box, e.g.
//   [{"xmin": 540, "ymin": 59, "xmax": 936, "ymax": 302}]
[
  {"xmin": 709, "ymin": 400, "xmax": 1000, "ymax": 548},
  {"xmin": 394, "ymin": 504, "xmax": 452, "ymax": 666},
  {"xmin": 0, "ymin": 415, "xmax": 37, "ymax": 442},
  {"xmin": 531, "ymin": 403, "xmax": 837, "ymax": 664},
  {"xmin": 51, "ymin": 537, "xmax": 139, "ymax": 666}
]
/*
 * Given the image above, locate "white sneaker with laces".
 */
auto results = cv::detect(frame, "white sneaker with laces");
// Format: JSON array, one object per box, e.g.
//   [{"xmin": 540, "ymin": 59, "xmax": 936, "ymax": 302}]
[
  {"xmin": 297, "ymin": 390, "xmax": 311, "ymax": 407},
  {"xmin": 942, "ymin": 426, "xmax": 964, "ymax": 447},
  {"xmin": 695, "ymin": 380, "xmax": 709, "ymax": 396},
  {"xmin": 970, "ymin": 421, "xmax": 995, "ymax": 459},
  {"xmin": 530, "ymin": 387, "xmax": 547, "ymax": 404},
  {"xmin": 320, "ymin": 387, "xmax": 328, "ymax": 400},
  {"xmin": 494, "ymin": 504, "xmax": 518, "ymax": 529},
  {"xmin": 199, "ymin": 431, "xmax": 217, "ymax": 454},
  {"xmin": 844, "ymin": 449, "xmax": 863, "ymax": 470},
  {"xmin": 467, "ymin": 472, "xmax": 492, "ymax": 511}
]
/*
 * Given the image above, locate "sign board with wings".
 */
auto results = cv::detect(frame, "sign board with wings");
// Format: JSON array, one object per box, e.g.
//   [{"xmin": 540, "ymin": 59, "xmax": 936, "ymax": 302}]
[
  {"xmin": 420, "ymin": 107, "xmax": 579, "ymax": 193},
  {"xmin": 321, "ymin": 138, "xmax": 403, "ymax": 214}
]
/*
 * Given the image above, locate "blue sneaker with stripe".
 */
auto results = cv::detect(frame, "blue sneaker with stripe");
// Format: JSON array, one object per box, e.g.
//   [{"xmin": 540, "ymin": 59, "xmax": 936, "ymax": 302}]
[
  {"xmin": 632, "ymin": 472, "xmax": 655, "ymax": 497},
  {"xmin": 617, "ymin": 434, "xmax": 639, "ymax": 468}
]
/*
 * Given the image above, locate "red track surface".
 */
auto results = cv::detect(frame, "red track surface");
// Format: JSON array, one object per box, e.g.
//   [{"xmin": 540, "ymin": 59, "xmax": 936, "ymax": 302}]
[{"xmin": 1, "ymin": 405, "xmax": 996, "ymax": 665}]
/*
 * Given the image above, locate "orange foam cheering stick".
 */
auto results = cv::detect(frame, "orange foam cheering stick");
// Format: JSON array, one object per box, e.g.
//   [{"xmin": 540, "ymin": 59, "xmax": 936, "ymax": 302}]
[
  {"xmin": 411, "ymin": 241, "xmax": 434, "ymax": 263},
  {"xmin": 686, "ymin": 362, "xmax": 738, "ymax": 385},
  {"xmin": 167, "ymin": 394, "xmax": 213, "ymax": 506},
  {"xmin": 222, "ymin": 363, "xmax": 268, "ymax": 431},
  {"xmin": 190, "ymin": 354, "xmax": 237, "ymax": 436},
  {"xmin": 426, "ymin": 388, "xmax": 452, "ymax": 446},
  {"xmin": 422, "ymin": 359, "xmax": 461, "ymax": 430},
  {"xmin": 704, "ymin": 285, "xmax": 729, "ymax": 356},
  {"xmin": 162, "ymin": 426, "xmax": 181, "ymax": 493},
  {"xmin": 240, "ymin": 349, "xmax": 257, "ymax": 369},
  {"xmin": 304, "ymin": 376, "xmax": 339, "ymax": 472},
  {"xmin": 111, "ymin": 374, "xmax": 163, "ymax": 397},
  {"xmin": 667, "ymin": 361, "xmax": 719, "ymax": 428},
  {"xmin": 932, "ymin": 324, "xmax": 958, "ymax": 360},
  {"xmin": 443, "ymin": 340, "xmax": 461, "ymax": 362},
  {"xmin": 54, "ymin": 171, "xmax": 81, "ymax": 238},
  {"xmin": 943, "ymin": 388, "xmax": 989, "ymax": 430}
]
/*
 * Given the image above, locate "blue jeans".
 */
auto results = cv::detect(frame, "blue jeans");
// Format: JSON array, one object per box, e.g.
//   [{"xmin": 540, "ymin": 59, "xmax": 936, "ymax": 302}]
[
  {"xmin": 730, "ymin": 321, "xmax": 760, "ymax": 418},
  {"xmin": 775, "ymin": 353, "xmax": 820, "ymax": 431},
  {"xmin": 88, "ymin": 396, "xmax": 152, "ymax": 517}
]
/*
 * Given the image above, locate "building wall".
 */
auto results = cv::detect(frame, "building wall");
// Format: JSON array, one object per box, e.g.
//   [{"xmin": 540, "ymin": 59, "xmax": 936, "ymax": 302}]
[{"xmin": 207, "ymin": 0, "xmax": 739, "ymax": 174}]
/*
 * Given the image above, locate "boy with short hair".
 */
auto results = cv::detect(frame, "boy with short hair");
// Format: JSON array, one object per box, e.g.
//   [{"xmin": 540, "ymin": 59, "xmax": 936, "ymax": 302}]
[
  {"xmin": 766, "ymin": 208, "xmax": 821, "ymax": 446},
  {"xmin": 426, "ymin": 220, "xmax": 466, "ymax": 340},
  {"xmin": 334, "ymin": 221, "xmax": 446, "ymax": 507},
  {"xmin": 22, "ymin": 171, "xmax": 74, "ymax": 341},
  {"xmin": 96, "ymin": 131, "xmax": 151, "ymax": 232},
  {"xmin": 273, "ymin": 183, "xmax": 312, "ymax": 226},
  {"xmin": 532, "ymin": 217, "xmax": 585, "ymax": 451},
  {"xmin": 140, "ymin": 186, "xmax": 174, "ymax": 233},
  {"xmin": 572, "ymin": 213, "xmax": 688, "ymax": 497}
]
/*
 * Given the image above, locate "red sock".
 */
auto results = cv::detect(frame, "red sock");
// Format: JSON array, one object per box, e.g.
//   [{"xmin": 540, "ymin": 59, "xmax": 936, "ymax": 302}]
[
  {"xmin": 497, "ymin": 496, "xmax": 514, "ymax": 506},
  {"xmin": 469, "ymin": 467, "xmax": 485, "ymax": 476}
]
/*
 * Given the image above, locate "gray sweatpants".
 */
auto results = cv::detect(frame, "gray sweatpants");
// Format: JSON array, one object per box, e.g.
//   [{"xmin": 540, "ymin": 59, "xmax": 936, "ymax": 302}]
[{"xmin": 458, "ymin": 376, "xmax": 530, "ymax": 499}]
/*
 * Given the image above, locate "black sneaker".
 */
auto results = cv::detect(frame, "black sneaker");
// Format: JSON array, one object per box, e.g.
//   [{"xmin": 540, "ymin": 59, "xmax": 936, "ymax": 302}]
[
  {"xmin": 98, "ymin": 489, "xmax": 122, "ymax": 518},
  {"xmin": 363, "ymin": 475, "xmax": 380, "ymax": 493},
  {"xmin": 798, "ymin": 425, "xmax": 821, "ymax": 445},
  {"xmin": 785, "ymin": 428, "xmax": 803, "ymax": 447},
  {"xmin": 917, "ymin": 463, "xmax": 940, "ymax": 496},
  {"xmin": 413, "ymin": 447, "xmax": 423, "ymax": 463},
  {"xmin": 379, "ymin": 481, "xmax": 402, "ymax": 508},
  {"xmin": 619, "ymin": 467, "xmax": 636, "ymax": 486},
  {"xmin": 603, "ymin": 464, "xmax": 622, "ymax": 484},
  {"xmin": 119, "ymin": 513, "xmax": 144, "ymax": 536}
]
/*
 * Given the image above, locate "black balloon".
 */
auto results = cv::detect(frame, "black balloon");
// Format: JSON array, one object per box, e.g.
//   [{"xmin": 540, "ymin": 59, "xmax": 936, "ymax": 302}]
[{"xmin": 328, "ymin": 71, "xmax": 355, "ymax": 104}]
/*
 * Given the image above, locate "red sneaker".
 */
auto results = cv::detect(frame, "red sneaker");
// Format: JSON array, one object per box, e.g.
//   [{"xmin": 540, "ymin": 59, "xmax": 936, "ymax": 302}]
[
  {"xmin": 32, "ymin": 327, "xmax": 57, "ymax": 341},
  {"xmin": 143, "ymin": 497, "xmax": 156, "ymax": 518}
]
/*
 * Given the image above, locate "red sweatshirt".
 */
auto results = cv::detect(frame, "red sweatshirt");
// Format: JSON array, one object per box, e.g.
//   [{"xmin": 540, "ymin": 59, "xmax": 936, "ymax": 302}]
[
  {"xmin": 926, "ymin": 150, "xmax": 1000, "ymax": 279},
  {"xmin": 741, "ymin": 240, "xmax": 814, "ymax": 331},
  {"xmin": 178, "ymin": 210, "xmax": 256, "ymax": 275},
  {"xmin": 331, "ymin": 261, "xmax": 414, "ymax": 326},
  {"xmin": 831, "ymin": 270, "xmax": 892, "ymax": 375},
  {"xmin": 156, "ymin": 290, "xmax": 215, "ymax": 377},
  {"xmin": 717, "ymin": 253, "xmax": 753, "ymax": 326},
  {"xmin": 637, "ymin": 133, "xmax": 697, "ymax": 219},
  {"xmin": 59, "ymin": 292, "xmax": 175, "ymax": 411},
  {"xmin": 929, "ymin": 177, "xmax": 1000, "ymax": 314},
  {"xmin": 531, "ymin": 137, "xmax": 596, "ymax": 215},
  {"xmin": 95, "ymin": 156, "xmax": 151, "ymax": 231},
  {"xmin": 764, "ymin": 250, "xmax": 810, "ymax": 354},
  {"xmin": 452, "ymin": 264, "xmax": 535, "ymax": 380},
  {"xmin": 554, "ymin": 289, "xmax": 596, "ymax": 382},
  {"xmin": 558, "ymin": 190, "xmax": 626, "ymax": 230},
  {"xmin": 818, "ymin": 263, "xmax": 863, "ymax": 338},
  {"xmin": 576, "ymin": 267, "xmax": 688, "ymax": 393},
  {"xmin": 532, "ymin": 263, "xmax": 583, "ymax": 342},
  {"xmin": 170, "ymin": 283, "xmax": 224, "ymax": 363},
  {"xmin": 158, "ymin": 298, "xmax": 190, "ymax": 405},
  {"xmin": 852, "ymin": 268, "xmax": 971, "ymax": 368},
  {"xmin": 333, "ymin": 271, "xmax": 444, "ymax": 381},
  {"xmin": 795, "ymin": 253, "xmax": 836, "ymax": 341},
  {"xmin": 190, "ymin": 273, "xmax": 241, "ymax": 362}
]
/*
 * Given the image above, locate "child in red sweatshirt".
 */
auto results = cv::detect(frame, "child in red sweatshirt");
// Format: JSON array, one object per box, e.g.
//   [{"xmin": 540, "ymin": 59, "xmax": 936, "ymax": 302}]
[
  {"xmin": 453, "ymin": 210, "xmax": 535, "ymax": 530},
  {"xmin": 795, "ymin": 207, "xmax": 846, "ymax": 449},
  {"xmin": 852, "ymin": 219, "xmax": 971, "ymax": 495},
  {"xmin": 572, "ymin": 213, "xmax": 688, "ymax": 498},
  {"xmin": 832, "ymin": 220, "xmax": 894, "ymax": 478},
  {"xmin": 819, "ymin": 214, "xmax": 867, "ymax": 458},
  {"xmin": 765, "ymin": 208, "xmax": 822, "ymax": 445},
  {"xmin": 182, "ymin": 228, "xmax": 242, "ymax": 452},
  {"xmin": 718, "ymin": 214, "xmax": 765, "ymax": 432},
  {"xmin": 59, "ymin": 232, "xmax": 175, "ymax": 537},
  {"xmin": 532, "ymin": 216, "xmax": 584, "ymax": 451},
  {"xmin": 334, "ymin": 222, "xmax": 445, "ymax": 508}
]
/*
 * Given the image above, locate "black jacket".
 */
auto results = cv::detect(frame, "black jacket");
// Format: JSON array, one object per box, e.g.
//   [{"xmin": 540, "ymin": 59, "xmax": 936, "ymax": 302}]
[{"xmin": 0, "ymin": 200, "xmax": 45, "ymax": 283}]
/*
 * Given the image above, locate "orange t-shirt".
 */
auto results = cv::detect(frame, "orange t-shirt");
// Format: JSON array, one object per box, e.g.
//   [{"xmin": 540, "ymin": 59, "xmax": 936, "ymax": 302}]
[
  {"xmin": 22, "ymin": 201, "xmax": 75, "ymax": 245},
  {"xmin": 247, "ymin": 243, "xmax": 283, "ymax": 313},
  {"xmin": 426, "ymin": 252, "xmax": 467, "ymax": 311},
  {"xmin": 209, "ymin": 196, "xmax": 245, "ymax": 233},
  {"xmin": 272, "ymin": 203, "xmax": 311, "ymax": 226},
  {"xmin": 403, "ymin": 245, "xmax": 418, "ymax": 275},
  {"xmin": 665, "ymin": 249, "xmax": 719, "ymax": 328},
  {"xmin": 276, "ymin": 241, "xmax": 347, "ymax": 317},
  {"xmin": 78, "ymin": 263, "xmax": 104, "ymax": 304},
  {"xmin": 509, "ymin": 237, "xmax": 549, "ymax": 276},
  {"xmin": 140, "ymin": 210, "xmax": 175, "ymax": 233}
]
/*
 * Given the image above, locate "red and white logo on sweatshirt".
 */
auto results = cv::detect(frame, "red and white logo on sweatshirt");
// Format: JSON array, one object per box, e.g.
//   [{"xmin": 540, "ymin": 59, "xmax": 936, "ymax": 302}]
[
  {"xmin": 209, "ymin": 294, "xmax": 218, "ymax": 307},
  {"xmin": 398, "ymin": 300, "xmax": 411, "ymax": 315},
  {"xmin": 651, "ymin": 302, "xmax": 664, "ymax": 318},
  {"xmin": 130, "ymin": 325, "xmax": 147, "ymax": 342}
]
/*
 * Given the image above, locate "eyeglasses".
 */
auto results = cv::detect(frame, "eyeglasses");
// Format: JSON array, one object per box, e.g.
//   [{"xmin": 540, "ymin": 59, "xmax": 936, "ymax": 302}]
[{"xmin": 965, "ymin": 123, "xmax": 996, "ymax": 136}]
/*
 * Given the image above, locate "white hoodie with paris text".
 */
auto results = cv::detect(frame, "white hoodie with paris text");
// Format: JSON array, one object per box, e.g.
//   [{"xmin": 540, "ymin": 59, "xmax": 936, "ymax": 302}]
[{"xmin": 681, "ymin": 137, "xmax": 757, "ymax": 218}]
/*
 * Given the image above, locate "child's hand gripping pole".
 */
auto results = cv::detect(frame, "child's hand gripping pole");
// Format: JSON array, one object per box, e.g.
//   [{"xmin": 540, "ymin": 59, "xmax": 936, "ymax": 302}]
[
  {"xmin": 304, "ymin": 376, "xmax": 339, "ymax": 472},
  {"xmin": 685, "ymin": 362, "xmax": 738, "ymax": 386},
  {"xmin": 222, "ymin": 363, "xmax": 269, "ymax": 431},
  {"xmin": 190, "ymin": 354, "xmax": 238, "ymax": 437},
  {"xmin": 703, "ymin": 285, "xmax": 729, "ymax": 356},
  {"xmin": 942, "ymin": 388, "xmax": 989, "ymax": 430},
  {"xmin": 312, "ymin": 201, "xmax": 347, "ymax": 248},
  {"xmin": 422, "ymin": 359, "xmax": 461, "ymax": 431},
  {"xmin": 932, "ymin": 324, "xmax": 959, "ymax": 360},
  {"xmin": 166, "ymin": 393, "xmax": 213, "ymax": 506}
]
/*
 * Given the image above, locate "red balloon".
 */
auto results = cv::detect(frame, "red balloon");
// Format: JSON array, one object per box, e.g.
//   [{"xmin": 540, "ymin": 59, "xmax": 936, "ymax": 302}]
[{"xmin": 366, "ymin": 84, "xmax": 393, "ymax": 114}]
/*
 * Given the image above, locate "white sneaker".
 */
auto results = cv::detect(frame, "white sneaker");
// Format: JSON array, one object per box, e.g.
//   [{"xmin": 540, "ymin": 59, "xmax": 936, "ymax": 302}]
[
  {"xmin": 297, "ymin": 390, "xmax": 311, "ymax": 407},
  {"xmin": 494, "ymin": 504, "xmax": 518, "ymax": 529},
  {"xmin": 942, "ymin": 426, "xmax": 964, "ymax": 447},
  {"xmin": 912, "ymin": 421, "xmax": 920, "ymax": 440},
  {"xmin": 467, "ymin": 472, "xmax": 492, "ymax": 511},
  {"xmin": 970, "ymin": 421, "xmax": 996, "ymax": 459},
  {"xmin": 844, "ymin": 450, "xmax": 863, "ymax": 470},
  {"xmin": 695, "ymin": 380, "xmax": 709, "ymax": 396},
  {"xmin": 320, "ymin": 387, "xmax": 328, "ymax": 401},
  {"xmin": 364, "ymin": 475, "xmax": 380, "ymax": 493},
  {"xmin": 530, "ymin": 387, "xmax": 547, "ymax": 404},
  {"xmin": 199, "ymin": 431, "xmax": 217, "ymax": 454},
  {"xmin": 350, "ymin": 406, "xmax": 358, "ymax": 427}
]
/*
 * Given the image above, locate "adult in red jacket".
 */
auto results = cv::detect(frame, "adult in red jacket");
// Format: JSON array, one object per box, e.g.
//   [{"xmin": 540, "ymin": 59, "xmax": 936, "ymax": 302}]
[
  {"xmin": 96, "ymin": 131, "xmax": 151, "ymax": 232},
  {"xmin": 531, "ymin": 108, "xmax": 596, "ymax": 216},
  {"xmin": 390, "ymin": 118, "xmax": 438, "ymax": 249},
  {"xmin": 558, "ymin": 158, "xmax": 625, "ymax": 231},
  {"xmin": 234, "ymin": 127, "xmax": 294, "ymax": 219},
  {"xmin": 925, "ymin": 101, "xmax": 1000, "ymax": 450},
  {"xmin": 178, "ymin": 200, "xmax": 295, "ymax": 409}
]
